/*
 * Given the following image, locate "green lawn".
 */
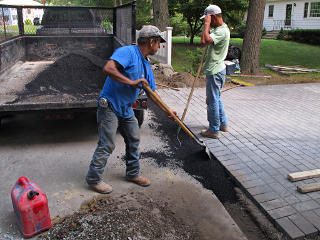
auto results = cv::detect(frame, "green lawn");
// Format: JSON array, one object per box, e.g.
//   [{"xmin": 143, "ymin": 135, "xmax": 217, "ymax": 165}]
[
  {"xmin": 172, "ymin": 37, "xmax": 320, "ymax": 70},
  {"xmin": 0, "ymin": 25, "xmax": 38, "ymax": 35}
]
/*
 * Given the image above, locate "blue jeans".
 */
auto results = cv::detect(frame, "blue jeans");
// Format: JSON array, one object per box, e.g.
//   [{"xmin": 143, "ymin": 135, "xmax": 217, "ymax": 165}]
[
  {"xmin": 86, "ymin": 105, "xmax": 140, "ymax": 185},
  {"xmin": 206, "ymin": 69, "xmax": 228, "ymax": 134}
]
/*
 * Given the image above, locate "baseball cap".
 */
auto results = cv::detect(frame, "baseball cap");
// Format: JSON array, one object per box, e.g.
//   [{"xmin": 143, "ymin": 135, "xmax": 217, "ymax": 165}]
[
  {"xmin": 138, "ymin": 25, "xmax": 166, "ymax": 43},
  {"xmin": 200, "ymin": 5, "xmax": 222, "ymax": 19}
]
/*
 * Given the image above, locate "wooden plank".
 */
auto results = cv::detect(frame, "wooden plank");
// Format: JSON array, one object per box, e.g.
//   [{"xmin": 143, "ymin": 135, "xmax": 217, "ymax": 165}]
[
  {"xmin": 297, "ymin": 182, "xmax": 320, "ymax": 194},
  {"xmin": 264, "ymin": 64, "xmax": 290, "ymax": 76},
  {"xmin": 273, "ymin": 65, "xmax": 320, "ymax": 73},
  {"xmin": 288, "ymin": 169, "xmax": 320, "ymax": 182}
]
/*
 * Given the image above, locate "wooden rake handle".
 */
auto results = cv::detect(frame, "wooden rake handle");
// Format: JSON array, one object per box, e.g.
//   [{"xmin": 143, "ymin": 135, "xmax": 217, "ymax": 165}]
[
  {"xmin": 180, "ymin": 45, "xmax": 208, "ymax": 123},
  {"xmin": 142, "ymin": 82, "xmax": 195, "ymax": 139}
]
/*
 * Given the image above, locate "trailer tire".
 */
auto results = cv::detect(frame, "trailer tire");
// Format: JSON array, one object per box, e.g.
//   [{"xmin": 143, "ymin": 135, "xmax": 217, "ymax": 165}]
[{"xmin": 134, "ymin": 110, "xmax": 144, "ymax": 127}]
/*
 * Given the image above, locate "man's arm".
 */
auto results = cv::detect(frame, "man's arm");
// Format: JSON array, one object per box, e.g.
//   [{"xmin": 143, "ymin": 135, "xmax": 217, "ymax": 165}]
[
  {"xmin": 103, "ymin": 60, "xmax": 148, "ymax": 88},
  {"xmin": 201, "ymin": 15, "xmax": 214, "ymax": 45}
]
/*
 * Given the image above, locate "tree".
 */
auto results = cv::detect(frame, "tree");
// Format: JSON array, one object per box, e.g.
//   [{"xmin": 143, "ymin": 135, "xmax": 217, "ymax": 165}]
[
  {"xmin": 240, "ymin": 0, "xmax": 266, "ymax": 74},
  {"xmin": 152, "ymin": 0, "xmax": 169, "ymax": 31}
]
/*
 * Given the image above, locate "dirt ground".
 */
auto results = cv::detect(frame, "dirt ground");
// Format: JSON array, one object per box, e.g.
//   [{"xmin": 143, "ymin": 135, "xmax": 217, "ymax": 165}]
[{"xmin": 40, "ymin": 192, "xmax": 199, "ymax": 240}]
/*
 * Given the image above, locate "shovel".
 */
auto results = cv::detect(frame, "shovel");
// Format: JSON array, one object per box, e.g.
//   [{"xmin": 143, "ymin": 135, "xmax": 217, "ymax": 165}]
[{"xmin": 142, "ymin": 82, "xmax": 205, "ymax": 147}]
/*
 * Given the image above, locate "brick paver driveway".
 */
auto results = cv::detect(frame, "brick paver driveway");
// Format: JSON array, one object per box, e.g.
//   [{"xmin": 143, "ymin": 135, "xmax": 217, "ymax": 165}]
[{"xmin": 157, "ymin": 83, "xmax": 320, "ymax": 240}]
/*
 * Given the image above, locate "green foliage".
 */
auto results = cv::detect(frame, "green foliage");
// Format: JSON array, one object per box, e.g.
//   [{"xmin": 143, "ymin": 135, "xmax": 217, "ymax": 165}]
[
  {"xmin": 277, "ymin": 28, "xmax": 285, "ymax": 40},
  {"xmin": 262, "ymin": 27, "xmax": 267, "ymax": 37},
  {"xmin": 185, "ymin": 47, "xmax": 203, "ymax": 75},
  {"xmin": 101, "ymin": 21, "xmax": 112, "ymax": 33},
  {"xmin": 287, "ymin": 29, "xmax": 320, "ymax": 45},
  {"xmin": 136, "ymin": 0, "xmax": 152, "ymax": 29},
  {"xmin": 24, "ymin": 19, "xmax": 32, "ymax": 25},
  {"xmin": 170, "ymin": 14, "xmax": 188, "ymax": 36},
  {"xmin": 233, "ymin": 20, "xmax": 246, "ymax": 38},
  {"xmin": 168, "ymin": 0, "xmax": 248, "ymax": 44}
]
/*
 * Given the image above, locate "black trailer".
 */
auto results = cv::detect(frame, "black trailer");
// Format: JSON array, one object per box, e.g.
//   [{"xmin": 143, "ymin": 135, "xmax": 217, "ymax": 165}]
[{"xmin": 0, "ymin": 2, "xmax": 146, "ymax": 127}]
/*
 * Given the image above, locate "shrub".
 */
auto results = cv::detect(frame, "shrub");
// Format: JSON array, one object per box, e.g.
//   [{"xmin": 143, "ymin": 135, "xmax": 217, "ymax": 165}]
[
  {"xmin": 287, "ymin": 29, "xmax": 320, "ymax": 45},
  {"xmin": 24, "ymin": 19, "xmax": 32, "ymax": 25},
  {"xmin": 233, "ymin": 21, "xmax": 246, "ymax": 38},
  {"xmin": 186, "ymin": 47, "xmax": 203, "ymax": 76},
  {"xmin": 170, "ymin": 14, "xmax": 188, "ymax": 36},
  {"xmin": 262, "ymin": 27, "xmax": 267, "ymax": 37},
  {"xmin": 277, "ymin": 28, "xmax": 285, "ymax": 40},
  {"xmin": 101, "ymin": 21, "xmax": 113, "ymax": 33}
]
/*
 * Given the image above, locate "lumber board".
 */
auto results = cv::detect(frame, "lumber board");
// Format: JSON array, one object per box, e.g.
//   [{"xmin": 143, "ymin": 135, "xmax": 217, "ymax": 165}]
[
  {"xmin": 288, "ymin": 169, "xmax": 320, "ymax": 182},
  {"xmin": 297, "ymin": 182, "xmax": 320, "ymax": 193},
  {"xmin": 264, "ymin": 64, "xmax": 290, "ymax": 76},
  {"xmin": 273, "ymin": 65, "xmax": 320, "ymax": 73}
]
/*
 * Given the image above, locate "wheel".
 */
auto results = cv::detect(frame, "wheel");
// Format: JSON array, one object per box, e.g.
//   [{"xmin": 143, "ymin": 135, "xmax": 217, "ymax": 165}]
[{"xmin": 134, "ymin": 110, "xmax": 144, "ymax": 127}]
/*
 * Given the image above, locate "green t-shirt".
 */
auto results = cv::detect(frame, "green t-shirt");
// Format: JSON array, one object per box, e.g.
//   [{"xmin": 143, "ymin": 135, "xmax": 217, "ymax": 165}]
[{"xmin": 203, "ymin": 23, "xmax": 230, "ymax": 75}]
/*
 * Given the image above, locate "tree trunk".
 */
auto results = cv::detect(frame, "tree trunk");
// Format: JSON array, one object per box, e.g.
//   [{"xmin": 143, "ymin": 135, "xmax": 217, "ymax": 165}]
[
  {"xmin": 152, "ymin": 0, "xmax": 169, "ymax": 31},
  {"xmin": 149, "ymin": 0, "xmax": 153, "ymax": 19},
  {"xmin": 240, "ymin": 0, "xmax": 266, "ymax": 75}
]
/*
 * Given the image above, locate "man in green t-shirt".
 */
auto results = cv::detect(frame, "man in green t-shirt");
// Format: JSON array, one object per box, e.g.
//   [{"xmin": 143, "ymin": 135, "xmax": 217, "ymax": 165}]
[{"xmin": 200, "ymin": 4, "xmax": 230, "ymax": 139}]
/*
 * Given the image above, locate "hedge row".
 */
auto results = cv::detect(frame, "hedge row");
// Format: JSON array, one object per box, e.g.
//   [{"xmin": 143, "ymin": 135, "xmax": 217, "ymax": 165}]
[{"xmin": 287, "ymin": 29, "xmax": 320, "ymax": 45}]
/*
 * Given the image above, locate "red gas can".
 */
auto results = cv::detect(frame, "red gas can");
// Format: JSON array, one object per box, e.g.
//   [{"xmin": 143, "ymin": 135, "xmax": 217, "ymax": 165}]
[{"xmin": 11, "ymin": 176, "xmax": 52, "ymax": 238}]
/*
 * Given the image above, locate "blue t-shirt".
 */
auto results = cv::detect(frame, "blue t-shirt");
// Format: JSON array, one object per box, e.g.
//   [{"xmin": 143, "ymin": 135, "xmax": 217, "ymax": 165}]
[{"xmin": 99, "ymin": 45, "xmax": 156, "ymax": 118}]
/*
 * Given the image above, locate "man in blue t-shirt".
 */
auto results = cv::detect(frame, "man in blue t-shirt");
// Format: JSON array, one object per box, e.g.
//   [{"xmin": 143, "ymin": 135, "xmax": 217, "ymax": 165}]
[{"xmin": 86, "ymin": 25, "xmax": 176, "ymax": 194}]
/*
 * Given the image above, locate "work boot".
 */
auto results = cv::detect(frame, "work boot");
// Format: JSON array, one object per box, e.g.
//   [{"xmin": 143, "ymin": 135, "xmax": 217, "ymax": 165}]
[
  {"xmin": 89, "ymin": 182, "xmax": 113, "ymax": 194},
  {"xmin": 220, "ymin": 125, "xmax": 229, "ymax": 132},
  {"xmin": 126, "ymin": 176, "xmax": 150, "ymax": 187},
  {"xmin": 200, "ymin": 129, "xmax": 220, "ymax": 139}
]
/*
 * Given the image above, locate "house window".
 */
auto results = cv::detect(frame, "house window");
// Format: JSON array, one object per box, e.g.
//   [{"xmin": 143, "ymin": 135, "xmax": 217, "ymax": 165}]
[
  {"xmin": 268, "ymin": 5, "xmax": 274, "ymax": 17},
  {"xmin": 310, "ymin": 2, "xmax": 320, "ymax": 17},
  {"xmin": 304, "ymin": 2, "xmax": 309, "ymax": 18}
]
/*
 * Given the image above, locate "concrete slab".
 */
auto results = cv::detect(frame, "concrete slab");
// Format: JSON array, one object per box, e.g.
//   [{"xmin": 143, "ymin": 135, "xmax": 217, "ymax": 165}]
[
  {"xmin": 157, "ymin": 83, "xmax": 320, "ymax": 240},
  {"xmin": 0, "ymin": 111, "xmax": 246, "ymax": 240}
]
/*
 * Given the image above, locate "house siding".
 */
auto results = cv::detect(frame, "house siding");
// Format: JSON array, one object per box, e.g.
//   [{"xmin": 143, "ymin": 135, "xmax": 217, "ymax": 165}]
[{"xmin": 264, "ymin": 0, "xmax": 320, "ymax": 31}]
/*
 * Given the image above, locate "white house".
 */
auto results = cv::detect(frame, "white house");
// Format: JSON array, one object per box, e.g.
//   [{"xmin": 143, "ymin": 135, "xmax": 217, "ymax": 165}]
[
  {"xmin": 263, "ymin": 0, "xmax": 320, "ymax": 31},
  {"xmin": 0, "ymin": 0, "xmax": 43, "ymax": 25}
]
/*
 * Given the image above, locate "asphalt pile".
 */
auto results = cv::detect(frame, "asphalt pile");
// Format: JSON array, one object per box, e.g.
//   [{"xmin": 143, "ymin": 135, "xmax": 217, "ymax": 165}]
[{"xmin": 9, "ymin": 53, "xmax": 106, "ymax": 103}]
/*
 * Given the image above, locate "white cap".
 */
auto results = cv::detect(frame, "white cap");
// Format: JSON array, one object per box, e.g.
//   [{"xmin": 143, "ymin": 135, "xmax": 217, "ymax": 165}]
[{"xmin": 200, "ymin": 5, "xmax": 222, "ymax": 19}]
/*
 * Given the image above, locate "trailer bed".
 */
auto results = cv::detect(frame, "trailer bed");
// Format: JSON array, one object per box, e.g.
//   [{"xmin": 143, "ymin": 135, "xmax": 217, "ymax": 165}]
[{"xmin": 0, "ymin": 52, "xmax": 106, "ymax": 113}]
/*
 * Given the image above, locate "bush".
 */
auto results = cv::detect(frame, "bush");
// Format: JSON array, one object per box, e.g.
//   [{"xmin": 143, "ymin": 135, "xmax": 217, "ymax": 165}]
[
  {"xmin": 233, "ymin": 21, "xmax": 246, "ymax": 38},
  {"xmin": 24, "ymin": 19, "xmax": 32, "ymax": 25},
  {"xmin": 262, "ymin": 27, "xmax": 267, "ymax": 37},
  {"xmin": 287, "ymin": 29, "xmax": 320, "ymax": 45},
  {"xmin": 230, "ymin": 33, "xmax": 242, "ymax": 38},
  {"xmin": 170, "ymin": 14, "xmax": 188, "ymax": 36},
  {"xmin": 277, "ymin": 28, "xmax": 286, "ymax": 40},
  {"xmin": 101, "ymin": 21, "xmax": 113, "ymax": 33},
  {"xmin": 186, "ymin": 47, "xmax": 203, "ymax": 76}
]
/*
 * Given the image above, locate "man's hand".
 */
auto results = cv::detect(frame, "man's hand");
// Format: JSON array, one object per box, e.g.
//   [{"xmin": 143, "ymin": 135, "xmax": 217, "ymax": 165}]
[
  {"xmin": 204, "ymin": 14, "xmax": 212, "ymax": 25},
  {"xmin": 167, "ymin": 109, "xmax": 177, "ymax": 120},
  {"xmin": 130, "ymin": 78, "xmax": 148, "ymax": 88}
]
